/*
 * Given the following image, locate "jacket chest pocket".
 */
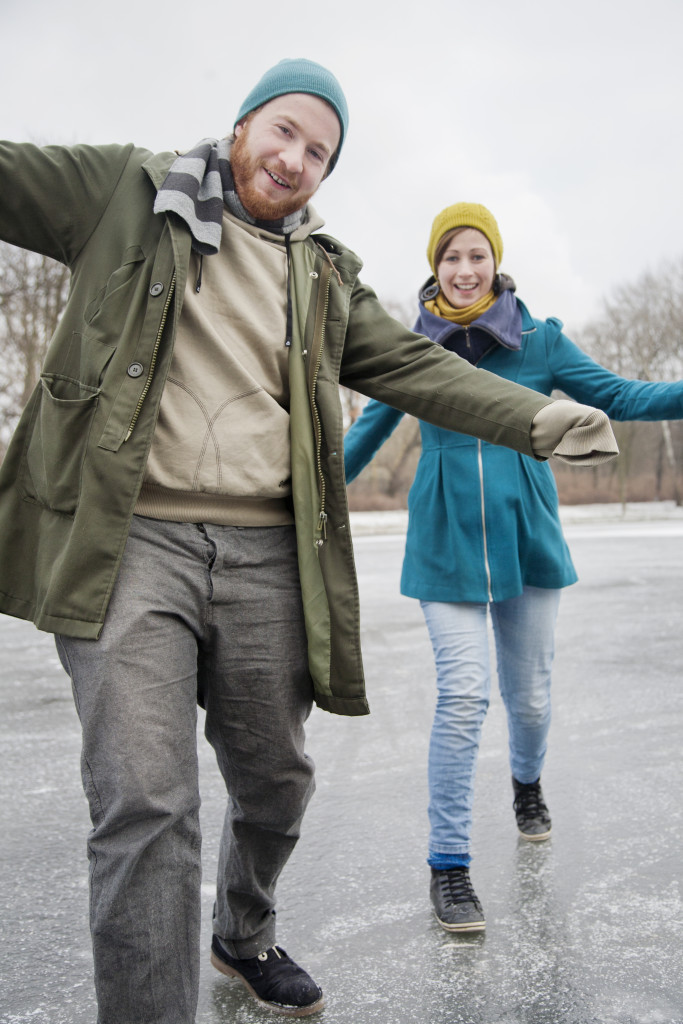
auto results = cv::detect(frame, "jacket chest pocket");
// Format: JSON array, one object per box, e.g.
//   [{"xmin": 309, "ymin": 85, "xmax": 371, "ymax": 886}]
[
  {"xmin": 22, "ymin": 374, "xmax": 100, "ymax": 514},
  {"xmin": 84, "ymin": 246, "xmax": 146, "ymax": 329}
]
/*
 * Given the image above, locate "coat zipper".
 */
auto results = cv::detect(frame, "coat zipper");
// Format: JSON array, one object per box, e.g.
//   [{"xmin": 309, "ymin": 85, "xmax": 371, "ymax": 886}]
[
  {"xmin": 465, "ymin": 324, "xmax": 493, "ymax": 599},
  {"xmin": 125, "ymin": 272, "xmax": 176, "ymax": 442},
  {"xmin": 309, "ymin": 262, "xmax": 332, "ymax": 546},
  {"xmin": 477, "ymin": 439, "xmax": 494, "ymax": 601}
]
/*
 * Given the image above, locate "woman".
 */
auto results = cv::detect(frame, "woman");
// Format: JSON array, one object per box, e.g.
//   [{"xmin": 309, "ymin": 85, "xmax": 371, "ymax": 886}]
[{"xmin": 343, "ymin": 203, "xmax": 683, "ymax": 933}]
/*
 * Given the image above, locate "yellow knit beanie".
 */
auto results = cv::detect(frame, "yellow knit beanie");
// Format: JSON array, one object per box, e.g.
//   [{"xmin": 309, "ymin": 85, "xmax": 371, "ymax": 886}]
[{"xmin": 427, "ymin": 203, "xmax": 503, "ymax": 277}]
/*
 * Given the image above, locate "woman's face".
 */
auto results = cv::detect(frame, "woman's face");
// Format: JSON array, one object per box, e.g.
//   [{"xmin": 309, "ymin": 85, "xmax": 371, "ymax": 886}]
[{"xmin": 437, "ymin": 228, "xmax": 496, "ymax": 308}]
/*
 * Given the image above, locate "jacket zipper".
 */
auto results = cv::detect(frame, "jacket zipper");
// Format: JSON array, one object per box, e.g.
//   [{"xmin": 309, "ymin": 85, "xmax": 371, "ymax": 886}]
[
  {"xmin": 477, "ymin": 439, "xmax": 493, "ymax": 601},
  {"xmin": 125, "ymin": 273, "xmax": 176, "ymax": 442},
  {"xmin": 310, "ymin": 262, "xmax": 332, "ymax": 546}
]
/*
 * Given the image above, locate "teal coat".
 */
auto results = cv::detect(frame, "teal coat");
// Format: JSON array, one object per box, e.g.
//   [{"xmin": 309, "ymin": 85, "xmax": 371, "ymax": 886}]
[
  {"xmin": 0, "ymin": 142, "xmax": 552, "ymax": 713},
  {"xmin": 344, "ymin": 288, "xmax": 683, "ymax": 603}
]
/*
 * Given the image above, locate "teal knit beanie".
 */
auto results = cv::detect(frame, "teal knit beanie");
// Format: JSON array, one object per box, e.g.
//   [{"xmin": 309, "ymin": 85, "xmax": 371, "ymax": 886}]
[{"xmin": 234, "ymin": 58, "xmax": 348, "ymax": 169}]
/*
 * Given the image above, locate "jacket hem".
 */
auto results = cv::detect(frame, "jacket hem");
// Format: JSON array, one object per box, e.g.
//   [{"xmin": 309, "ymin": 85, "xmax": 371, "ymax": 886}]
[
  {"xmin": 400, "ymin": 572, "xmax": 578, "ymax": 604},
  {"xmin": 0, "ymin": 598, "xmax": 103, "ymax": 639},
  {"xmin": 314, "ymin": 692, "xmax": 370, "ymax": 716}
]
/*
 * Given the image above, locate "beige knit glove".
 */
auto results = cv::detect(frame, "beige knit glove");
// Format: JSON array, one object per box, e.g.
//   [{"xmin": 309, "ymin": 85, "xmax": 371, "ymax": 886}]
[{"xmin": 531, "ymin": 400, "xmax": 619, "ymax": 465}]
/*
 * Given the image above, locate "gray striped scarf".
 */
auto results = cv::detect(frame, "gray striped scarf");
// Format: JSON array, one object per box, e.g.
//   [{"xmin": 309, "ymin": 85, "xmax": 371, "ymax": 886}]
[{"xmin": 153, "ymin": 137, "xmax": 305, "ymax": 254}]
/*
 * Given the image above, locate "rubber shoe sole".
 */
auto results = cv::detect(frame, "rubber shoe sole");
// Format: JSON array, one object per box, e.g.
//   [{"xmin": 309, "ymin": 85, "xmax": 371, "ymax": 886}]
[
  {"xmin": 518, "ymin": 823, "xmax": 552, "ymax": 842},
  {"xmin": 210, "ymin": 950, "xmax": 325, "ymax": 1017},
  {"xmin": 434, "ymin": 911, "xmax": 486, "ymax": 934}
]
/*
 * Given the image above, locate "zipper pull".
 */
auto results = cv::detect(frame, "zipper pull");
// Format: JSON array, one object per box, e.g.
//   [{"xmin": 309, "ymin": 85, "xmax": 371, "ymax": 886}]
[{"xmin": 316, "ymin": 511, "xmax": 328, "ymax": 545}]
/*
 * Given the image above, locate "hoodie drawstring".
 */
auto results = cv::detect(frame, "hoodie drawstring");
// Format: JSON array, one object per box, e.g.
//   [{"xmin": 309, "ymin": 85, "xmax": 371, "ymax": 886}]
[{"xmin": 285, "ymin": 235, "xmax": 293, "ymax": 348}]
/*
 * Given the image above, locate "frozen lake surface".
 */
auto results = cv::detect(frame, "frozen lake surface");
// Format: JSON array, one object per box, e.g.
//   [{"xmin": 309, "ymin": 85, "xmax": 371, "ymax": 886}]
[{"xmin": 1, "ymin": 503, "xmax": 682, "ymax": 1024}]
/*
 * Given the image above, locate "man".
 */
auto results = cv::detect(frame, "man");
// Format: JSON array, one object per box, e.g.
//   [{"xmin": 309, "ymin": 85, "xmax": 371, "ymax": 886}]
[{"xmin": 0, "ymin": 60, "xmax": 617, "ymax": 1022}]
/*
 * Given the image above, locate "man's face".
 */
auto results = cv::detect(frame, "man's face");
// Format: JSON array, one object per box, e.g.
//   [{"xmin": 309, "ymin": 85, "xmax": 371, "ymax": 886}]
[{"xmin": 231, "ymin": 93, "xmax": 341, "ymax": 220}]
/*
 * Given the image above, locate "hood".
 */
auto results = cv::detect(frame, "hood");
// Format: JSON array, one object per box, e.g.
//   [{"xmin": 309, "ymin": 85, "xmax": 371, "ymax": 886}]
[{"xmin": 414, "ymin": 273, "xmax": 527, "ymax": 363}]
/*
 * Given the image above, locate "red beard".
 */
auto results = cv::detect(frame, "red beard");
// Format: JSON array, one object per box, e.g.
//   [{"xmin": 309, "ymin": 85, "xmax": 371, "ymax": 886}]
[{"xmin": 230, "ymin": 129, "xmax": 309, "ymax": 221}]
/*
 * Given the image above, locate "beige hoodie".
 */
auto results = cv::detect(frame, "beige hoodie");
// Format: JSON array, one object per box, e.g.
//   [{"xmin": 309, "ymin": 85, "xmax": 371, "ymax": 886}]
[{"xmin": 136, "ymin": 205, "xmax": 325, "ymax": 526}]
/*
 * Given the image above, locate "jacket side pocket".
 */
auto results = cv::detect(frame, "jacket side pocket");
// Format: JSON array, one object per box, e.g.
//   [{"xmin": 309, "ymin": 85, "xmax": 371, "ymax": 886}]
[{"xmin": 23, "ymin": 374, "xmax": 100, "ymax": 514}]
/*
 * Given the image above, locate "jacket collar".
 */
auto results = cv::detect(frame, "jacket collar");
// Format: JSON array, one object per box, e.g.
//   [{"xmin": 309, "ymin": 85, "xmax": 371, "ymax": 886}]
[
  {"xmin": 143, "ymin": 150, "xmax": 176, "ymax": 191},
  {"xmin": 415, "ymin": 276, "xmax": 535, "ymax": 354}
]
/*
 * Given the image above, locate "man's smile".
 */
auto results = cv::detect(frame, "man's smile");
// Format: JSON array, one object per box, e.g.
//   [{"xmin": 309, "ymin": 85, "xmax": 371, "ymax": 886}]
[{"xmin": 265, "ymin": 167, "xmax": 292, "ymax": 190}]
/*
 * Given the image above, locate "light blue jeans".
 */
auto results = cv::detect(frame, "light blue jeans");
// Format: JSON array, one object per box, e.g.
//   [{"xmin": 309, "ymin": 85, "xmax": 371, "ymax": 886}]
[
  {"xmin": 420, "ymin": 587, "xmax": 561, "ymax": 866},
  {"xmin": 56, "ymin": 515, "xmax": 316, "ymax": 1024}
]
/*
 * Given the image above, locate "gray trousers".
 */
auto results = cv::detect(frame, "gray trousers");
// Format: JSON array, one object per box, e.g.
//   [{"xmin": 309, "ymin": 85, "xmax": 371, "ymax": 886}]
[{"xmin": 56, "ymin": 514, "xmax": 316, "ymax": 1024}]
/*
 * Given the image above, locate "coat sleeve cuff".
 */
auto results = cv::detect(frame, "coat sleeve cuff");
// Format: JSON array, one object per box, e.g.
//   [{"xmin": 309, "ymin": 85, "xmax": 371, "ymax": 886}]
[{"xmin": 531, "ymin": 399, "xmax": 620, "ymax": 465}]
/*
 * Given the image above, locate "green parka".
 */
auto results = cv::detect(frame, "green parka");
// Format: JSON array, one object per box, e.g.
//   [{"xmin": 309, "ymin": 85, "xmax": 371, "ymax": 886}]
[{"xmin": 0, "ymin": 141, "xmax": 552, "ymax": 715}]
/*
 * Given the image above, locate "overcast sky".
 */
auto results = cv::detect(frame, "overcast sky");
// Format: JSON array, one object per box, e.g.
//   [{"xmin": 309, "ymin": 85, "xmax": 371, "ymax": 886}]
[{"xmin": 3, "ymin": 0, "xmax": 682, "ymax": 334}]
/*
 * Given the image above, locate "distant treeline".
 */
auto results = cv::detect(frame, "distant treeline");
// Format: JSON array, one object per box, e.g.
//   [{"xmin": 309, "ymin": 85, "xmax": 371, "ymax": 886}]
[{"xmin": 1, "ymin": 243, "xmax": 682, "ymax": 508}]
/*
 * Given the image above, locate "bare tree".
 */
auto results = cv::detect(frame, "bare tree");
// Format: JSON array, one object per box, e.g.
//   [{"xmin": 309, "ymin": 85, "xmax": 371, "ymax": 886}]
[
  {"xmin": 343, "ymin": 295, "xmax": 424, "ymax": 508},
  {"xmin": 380, "ymin": 297, "xmax": 418, "ymax": 330},
  {"xmin": 581, "ymin": 260, "xmax": 683, "ymax": 381},
  {"xmin": 0, "ymin": 242, "xmax": 69, "ymax": 457},
  {"xmin": 340, "ymin": 295, "xmax": 419, "ymax": 429},
  {"xmin": 339, "ymin": 386, "xmax": 367, "ymax": 428},
  {"xmin": 578, "ymin": 255, "xmax": 683, "ymax": 504}
]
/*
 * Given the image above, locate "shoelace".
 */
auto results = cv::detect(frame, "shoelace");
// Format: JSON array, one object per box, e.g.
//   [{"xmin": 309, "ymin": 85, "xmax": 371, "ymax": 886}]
[
  {"xmin": 514, "ymin": 783, "xmax": 548, "ymax": 819},
  {"xmin": 438, "ymin": 868, "xmax": 479, "ymax": 906}
]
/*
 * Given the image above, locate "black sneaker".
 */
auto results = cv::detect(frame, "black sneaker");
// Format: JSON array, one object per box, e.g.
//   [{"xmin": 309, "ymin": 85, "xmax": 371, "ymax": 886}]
[
  {"xmin": 512, "ymin": 776, "xmax": 552, "ymax": 841},
  {"xmin": 211, "ymin": 935, "xmax": 324, "ymax": 1017},
  {"xmin": 430, "ymin": 867, "xmax": 486, "ymax": 933}
]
